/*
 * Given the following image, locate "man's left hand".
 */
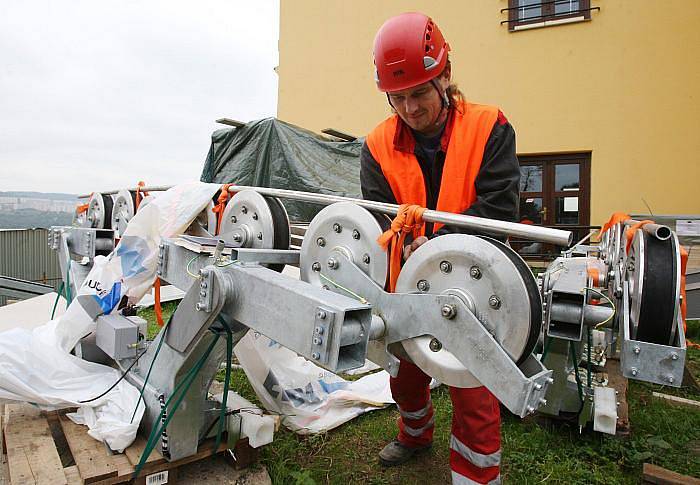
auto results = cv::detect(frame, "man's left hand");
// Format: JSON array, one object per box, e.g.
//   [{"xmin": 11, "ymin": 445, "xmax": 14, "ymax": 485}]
[{"xmin": 403, "ymin": 236, "xmax": 428, "ymax": 261}]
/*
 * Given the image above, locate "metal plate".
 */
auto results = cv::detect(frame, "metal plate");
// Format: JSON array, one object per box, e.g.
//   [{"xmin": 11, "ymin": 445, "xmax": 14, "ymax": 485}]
[
  {"xmin": 626, "ymin": 229, "xmax": 679, "ymax": 344},
  {"xmin": 396, "ymin": 234, "xmax": 537, "ymax": 388},
  {"xmin": 219, "ymin": 190, "xmax": 277, "ymax": 249},
  {"xmin": 110, "ymin": 189, "xmax": 136, "ymax": 237},
  {"xmin": 85, "ymin": 193, "xmax": 113, "ymax": 229},
  {"xmin": 300, "ymin": 202, "xmax": 388, "ymax": 289}
]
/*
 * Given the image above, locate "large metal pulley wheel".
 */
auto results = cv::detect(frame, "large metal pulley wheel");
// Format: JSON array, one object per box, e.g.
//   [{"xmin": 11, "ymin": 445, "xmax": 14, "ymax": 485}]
[
  {"xmin": 396, "ymin": 234, "xmax": 542, "ymax": 388},
  {"xmin": 83, "ymin": 192, "xmax": 114, "ymax": 229},
  {"xmin": 299, "ymin": 202, "xmax": 388, "ymax": 289},
  {"xmin": 219, "ymin": 189, "xmax": 291, "ymax": 271},
  {"xmin": 626, "ymin": 229, "xmax": 681, "ymax": 345},
  {"xmin": 111, "ymin": 189, "xmax": 137, "ymax": 237}
]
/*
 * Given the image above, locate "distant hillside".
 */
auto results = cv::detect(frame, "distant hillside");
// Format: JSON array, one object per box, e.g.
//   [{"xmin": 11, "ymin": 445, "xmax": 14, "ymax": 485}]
[
  {"xmin": 0, "ymin": 191, "xmax": 78, "ymax": 201},
  {"xmin": 0, "ymin": 208, "xmax": 74, "ymax": 229}
]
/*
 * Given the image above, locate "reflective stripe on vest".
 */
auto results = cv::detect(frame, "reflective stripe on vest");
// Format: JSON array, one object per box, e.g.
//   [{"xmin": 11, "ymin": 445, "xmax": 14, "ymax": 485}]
[{"xmin": 366, "ymin": 101, "xmax": 498, "ymax": 234}]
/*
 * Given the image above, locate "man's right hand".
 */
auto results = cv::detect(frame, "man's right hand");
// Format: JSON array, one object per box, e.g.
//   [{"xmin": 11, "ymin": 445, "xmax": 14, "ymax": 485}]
[{"xmin": 403, "ymin": 236, "xmax": 428, "ymax": 261}]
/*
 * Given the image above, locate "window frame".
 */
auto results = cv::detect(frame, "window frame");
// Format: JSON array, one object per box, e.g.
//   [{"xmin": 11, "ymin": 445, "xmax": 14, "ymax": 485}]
[{"xmin": 507, "ymin": 0, "xmax": 591, "ymax": 31}]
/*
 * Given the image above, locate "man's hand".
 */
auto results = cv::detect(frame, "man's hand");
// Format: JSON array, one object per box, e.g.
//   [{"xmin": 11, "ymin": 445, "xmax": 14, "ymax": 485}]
[{"xmin": 403, "ymin": 236, "xmax": 428, "ymax": 261}]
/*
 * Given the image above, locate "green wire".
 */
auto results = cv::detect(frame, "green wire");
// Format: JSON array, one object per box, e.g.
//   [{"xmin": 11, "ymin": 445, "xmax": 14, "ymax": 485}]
[
  {"xmin": 214, "ymin": 317, "xmax": 233, "ymax": 456},
  {"xmin": 51, "ymin": 282, "xmax": 65, "ymax": 320},
  {"xmin": 586, "ymin": 326, "xmax": 592, "ymax": 388},
  {"xmin": 130, "ymin": 315, "xmax": 172, "ymax": 423},
  {"xmin": 319, "ymin": 273, "xmax": 368, "ymax": 304},
  {"xmin": 541, "ymin": 336, "xmax": 553, "ymax": 361},
  {"xmin": 133, "ymin": 332, "xmax": 221, "ymax": 480},
  {"xmin": 570, "ymin": 341, "xmax": 585, "ymax": 415},
  {"xmin": 65, "ymin": 260, "xmax": 72, "ymax": 304}
]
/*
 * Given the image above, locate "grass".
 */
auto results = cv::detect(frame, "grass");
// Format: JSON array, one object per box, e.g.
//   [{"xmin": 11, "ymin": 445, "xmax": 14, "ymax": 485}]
[{"xmin": 138, "ymin": 306, "xmax": 700, "ymax": 484}]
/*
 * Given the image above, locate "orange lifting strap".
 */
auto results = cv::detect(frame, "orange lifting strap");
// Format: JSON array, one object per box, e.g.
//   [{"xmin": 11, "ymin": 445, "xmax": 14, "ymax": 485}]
[
  {"xmin": 600, "ymin": 211, "xmax": 630, "ymax": 235},
  {"xmin": 135, "ymin": 181, "xmax": 149, "ymax": 210},
  {"xmin": 153, "ymin": 278, "xmax": 164, "ymax": 327},
  {"xmin": 212, "ymin": 184, "xmax": 233, "ymax": 236},
  {"xmin": 377, "ymin": 204, "xmax": 427, "ymax": 292},
  {"xmin": 76, "ymin": 192, "xmax": 93, "ymax": 215},
  {"xmin": 625, "ymin": 219, "xmax": 654, "ymax": 254}
]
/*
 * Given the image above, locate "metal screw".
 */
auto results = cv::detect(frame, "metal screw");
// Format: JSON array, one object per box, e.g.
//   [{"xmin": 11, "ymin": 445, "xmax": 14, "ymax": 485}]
[
  {"xmin": 257, "ymin": 232, "xmax": 263, "ymax": 240},
  {"xmin": 316, "ymin": 237, "xmax": 326, "ymax": 247},
  {"xmin": 311, "ymin": 352, "xmax": 320, "ymax": 360},
  {"xmin": 311, "ymin": 262, "xmax": 321, "ymax": 272},
  {"xmin": 527, "ymin": 406, "xmax": 535, "ymax": 414},
  {"xmin": 439, "ymin": 261, "xmax": 452, "ymax": 273},
  {"xmin": 630, "ymin": 367, "xmax": 638, "ymax": 376},
  {"xmin": 317, "ymin": 310, "xmax": 327, "ymax": 320},
  {"xmin": 362, "ymin": 253, "xmax": 370, "ymax": 264},
  {"xmin": 200, "ymin": 281, "xmax": 208, "ymax": 289},
  {"xmin": 429, "ymin": 338, "xmax": 442, "ymax": 352},
  {"xmin": 233, "ymin": 233, "xmax": 243, "ymax": 243},
  {"xmin": 313, "ymin": 337, "xmax": 323, "ymax": 345},
  {"xmin": 627, "ymin": 262, "xmax": 635, "ymax": 272},
  {"xmin": 546, "ymin": 378, "xmax": 554, "ymax": 384},
  {"xmin": 230, "ymin": 215, "xmax": 237, "ymax": 223},
  {"xmin": 315, "ymin": 326, "xmax": 324, "ymax": 335},
  {"xmin": 327, "ymin": 258, "xmax": 339, "ymax": 270},
  {"xmin": 199, "ymin": 290, "xmax": 206, "ymax": 297},
  {"xmin": 241, "ymin": 206, "xmax": 248, "ymax": 214},
  {"xmin": 469, "ymin": 266, "xmax": 482, "ymax": 279},
  {"xmin": 195, "ymin": 303, "xmax": 202, "ymax": 311},
  {"xmin": 252, "ymin": 212, "xmax": 258, "ymax": 220},
  {"xmin": 535, "ymin": 383, "xmax": 542, "ymax": 390},
  {"xmin": 667, "ymin": 376, "xmax": 674, "ymax": 384},
  {"xmin": 633, "ymin": 346, "xmax": 640, "ymax": 355},
  {"xmin": 539, "ymin": 398, "xmax": 547, "ymax": 406},
  {"xmin": 333, "ymin": 223, "xmax": 342, "ymax": 233},
  {"xmin": 352, "ymin": 229, "xmax": 360, "ymax": 240},
  {"xmin": 488, "ymin": 295, "xmax": 501, "ymax": 309},
  {"xmin": 671, "ymin": 353, "xmax": 678, "ymax": 360},
  {"xmin": 441, "ymin": 304, "xmax": 457, "ymax": 319},
  {"xmin": 417, "ymin": 279, "xmax": 430, "ymax": 292}
]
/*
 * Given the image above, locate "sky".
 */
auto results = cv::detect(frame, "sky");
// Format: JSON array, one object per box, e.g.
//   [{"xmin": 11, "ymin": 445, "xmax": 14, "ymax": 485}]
[{"xmin": 0, "ymin": 0, "xmax": 279, "ymax": 194}]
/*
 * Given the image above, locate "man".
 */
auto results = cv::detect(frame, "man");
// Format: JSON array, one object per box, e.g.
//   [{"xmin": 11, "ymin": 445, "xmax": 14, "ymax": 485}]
[{"xmin": 360, "ymin": 12, "xmax": 520, "ymax": 485}]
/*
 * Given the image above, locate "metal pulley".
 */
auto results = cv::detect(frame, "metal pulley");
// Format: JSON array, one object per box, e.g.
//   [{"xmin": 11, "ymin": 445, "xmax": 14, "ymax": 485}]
[
  {"xmin": 185, "ymin": 200, "xmax": 217, "ymax": 237},
  {"xmin": 625, "ymin": 228, "xmax": 681, "ymax": 345},
  {"xmin": 111, "ymin": 189, "xmax": 137, "ymax": 237},
  {"xmin": 299, "ymin": 202, "xmax": 388, "ymax": 289},
  {"xmin": 395, "ymin": 235, "xmax": 542, "ymax": 387},
  {"xmin": 84, "ymin": 192, "xmax": 114, "ymax": 229},
  {"xmin": 218, "ymin": 190, "xmax": 291, "ymax": 271}
]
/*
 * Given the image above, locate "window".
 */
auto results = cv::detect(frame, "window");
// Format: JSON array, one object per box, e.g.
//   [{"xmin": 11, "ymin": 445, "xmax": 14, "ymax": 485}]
[
  {"xmin": 511, "ymin": 152, "xmax": 593, "ymax": 259},
  {"xmin": 502, "ymin": 0, "xmax": 598, "ymax": 31}
]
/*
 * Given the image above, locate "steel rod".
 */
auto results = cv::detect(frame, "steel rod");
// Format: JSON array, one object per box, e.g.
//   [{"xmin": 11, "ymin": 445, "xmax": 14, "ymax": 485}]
[
  {"xmin": 79, "ymin": 183, "xmax": 573, "ymax": 245},
  {"xmin": 78, "ymin": 185, "xmax": 172, "ymax": 198}
]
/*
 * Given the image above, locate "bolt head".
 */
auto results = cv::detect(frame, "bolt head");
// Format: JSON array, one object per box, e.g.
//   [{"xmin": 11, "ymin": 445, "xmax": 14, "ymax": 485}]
[
  {"xmin": 333, "ymin": 223, "xmax": 342, "ymax": 233},
  {"xmin": 630, "ymin": 368, "xmax": 638, "ymax": 376},
  {"xmin": 316, "ymin": 237, "xmax": 326, "ymax": 247},
  {"xmin": 362, "ymin": 253, "xmax": 370, "ymax": 264},
  {"xmin": 429, "ymin": 338, "xmax": 442, "ymax": 352},
  {"xmin": 241, "ymin": 206, "xmax": 248, "ymax": 214},
  {"xmin": 252, "ymin": 213, "xmax": 258, "ymax": 220},
  {"xmin": 311, "ymin": 262, "xmax": 321, "ymax": 272},
  {"xmin": 488, "ymin": 295, "xmax": 502, "ymax": 309},
  {"xmin": 195, "ymin": 303, "xmax": 202, "ymax": 311},
  {"xmin": 352, "ymin": 229, "xmax": 360, "ymax": 240},
  {"xmin": 417, "ymin": 279, "xmax": 430, "ymax": 292},
  {"xmin": 539, "ymin": 398, "xmax": 547, "ymax": 406},
  {"xmin": 439, "ymin": 261, "xmax": 452, "ymax": 274},
  {"xmin": 441, "ymin": 304, "xmax": 456, "ymax": 319},
  {"xmin": 233, "ymin": 233, "xmax": 243, "ymax": 243},
  {"xmin": 535, "ymin": 383, "xmax": 542, "ymax": 391},
  {"xmin": 633, "ymin": 346, "xmax": 640, "ymax": 354},
  {"xmin": 317, "ymin": 310, "xmax": 327, "ymax": 320},
  {"xmin": 311, "ymin": 352, "xmax": 320, "ymax": 360},
  {"xmin": 671, "ymin": 353, "xmax": 678, "ymax": 360},
  {"xmin": 313, "ymin": 337, "xmax": 322, "ymax": 345},
  {"xmin": 327, "ymin": 258, "xmax": 338, "ymax": 270},
  {"xmin": 667, "ymin": 376, "xmax": 674, "ymax": 383},
  {"xmin": 230, "ymin": 215, "xmax": 237, "ymax": 223},
  {"xmin": 469, "ymin": 266, "xmax": 482, "ymax": 279},
  {"xmin": 257, "ymin": 232, "xmax": 263, "ymax": 240},
  {"xmin": 315, "ymin": 326, "xmax": 324, "ymax": 335}
]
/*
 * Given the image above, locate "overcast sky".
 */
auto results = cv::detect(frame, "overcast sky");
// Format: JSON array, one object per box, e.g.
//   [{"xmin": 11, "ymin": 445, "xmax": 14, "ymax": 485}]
[{"xmin": 0, "ymin": 0, "xmax": 279, "ymax": 194}]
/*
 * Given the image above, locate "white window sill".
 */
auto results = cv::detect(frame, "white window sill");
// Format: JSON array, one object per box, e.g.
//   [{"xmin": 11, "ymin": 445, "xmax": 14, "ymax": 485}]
[{"xmin": 512, "ymin": 15, "xmax": 588, "ymax": 31}]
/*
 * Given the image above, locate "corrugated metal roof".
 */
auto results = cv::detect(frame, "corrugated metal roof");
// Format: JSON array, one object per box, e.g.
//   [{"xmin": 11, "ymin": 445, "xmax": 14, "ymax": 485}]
[{"xmin": 0, "ymin": 228, "xmax": 62, "ymax": 306}]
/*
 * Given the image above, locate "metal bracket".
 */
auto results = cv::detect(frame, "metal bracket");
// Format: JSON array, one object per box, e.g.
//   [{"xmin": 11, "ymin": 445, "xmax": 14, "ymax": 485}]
[
  {"xmin": 196, "ymin": 268, "xmax": 215, "ymax": 313},
  {"xmin": 311, "ymin": 307, "xmax": 335, "ymax": 363},
  {"xmin": 157, "ymin": 242, "xmax": 169, "ymax": 277}
]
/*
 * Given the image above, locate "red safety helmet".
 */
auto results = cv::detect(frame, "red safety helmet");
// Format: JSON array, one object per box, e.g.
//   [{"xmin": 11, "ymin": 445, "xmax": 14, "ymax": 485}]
[{"xmin": 373, "ymin": 12, "xmax": 451, "ymax": 92}]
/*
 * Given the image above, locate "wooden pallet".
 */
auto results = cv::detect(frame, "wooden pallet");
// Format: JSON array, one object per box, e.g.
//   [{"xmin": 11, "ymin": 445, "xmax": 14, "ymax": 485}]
[{"xmin": 2, "ymin": 404, "xmax": 258, "ymax": 484}]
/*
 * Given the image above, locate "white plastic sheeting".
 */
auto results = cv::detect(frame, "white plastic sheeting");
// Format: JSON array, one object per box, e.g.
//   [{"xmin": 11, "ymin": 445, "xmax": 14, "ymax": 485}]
[{"xmin": 0, "ymin": 182, "xmax": 220, "ymax": 451}]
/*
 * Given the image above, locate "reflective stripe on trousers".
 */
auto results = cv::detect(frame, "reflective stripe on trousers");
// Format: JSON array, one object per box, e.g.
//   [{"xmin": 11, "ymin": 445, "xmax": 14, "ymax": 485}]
[
  {"xmin": 450, "ymin": 434, "xmax": 501, "ymax": 468},
  {"xmin": 403, "ymin": 416, "xmax": 435, "ymax": 437},
  {"xmin": 451, "ymin": 471, "xmax": 502, "ymax": 485},
  {"xmin": 398, "ymin": 402, "xmax": 431, "ymax": 420}
]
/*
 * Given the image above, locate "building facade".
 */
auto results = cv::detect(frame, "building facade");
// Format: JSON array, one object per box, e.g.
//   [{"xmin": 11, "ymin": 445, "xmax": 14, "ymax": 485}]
[{"xmin": 277, "ymin": 1, "xmax": 698, "ymax": 238}]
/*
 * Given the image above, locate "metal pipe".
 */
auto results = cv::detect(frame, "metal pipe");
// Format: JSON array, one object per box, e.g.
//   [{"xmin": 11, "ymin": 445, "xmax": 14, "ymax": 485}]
[
  {"xmin": 78, "ymin": 185, "xmax": 172, "ymax": 198},
  {"xmin": 623, "ymin": 220, "xmax": 672, "ymax": 241},
  {"xmin": 226, "ymin": 185, "xmax": 573, "ymax": 246},
  {"xmin": 79, "ymin": 183, "xmax": 573, "ymax": 245}
]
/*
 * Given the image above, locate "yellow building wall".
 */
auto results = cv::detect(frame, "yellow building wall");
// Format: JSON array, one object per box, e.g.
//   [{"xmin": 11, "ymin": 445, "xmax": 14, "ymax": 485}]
[{"xmin": 277, "ymin": 1, "xmax": 699, "ymax": 225}]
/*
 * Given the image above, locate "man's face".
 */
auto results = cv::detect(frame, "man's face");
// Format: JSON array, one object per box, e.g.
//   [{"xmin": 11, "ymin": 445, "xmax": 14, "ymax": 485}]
[{"xmin": 387, "ymin": 74, "xmax": 449, "ymax": 135}]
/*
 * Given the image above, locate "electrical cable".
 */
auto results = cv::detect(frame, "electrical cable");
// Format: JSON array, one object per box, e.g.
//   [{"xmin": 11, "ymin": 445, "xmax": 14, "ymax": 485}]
[
  {"xmin": 50, "ymin": 282, "xmax": 65, "ymax": 319},
  {"xmin": 583, "ymin": 287, "xmax": 616, "ymax": 329},
  {"xmin": 186, "ymin": 255, "xmax": 203, "ymax": 278},
  {"xmin": 78, "ymin": 346, "xmax": 149, "ymax": 403},
  {"xmin": 319, "ymin": 273, "xmax": 368, "ymax": 304},
  {"xmin": 569, "ymin": 341, "xmax": 585, "ymax": 416}
]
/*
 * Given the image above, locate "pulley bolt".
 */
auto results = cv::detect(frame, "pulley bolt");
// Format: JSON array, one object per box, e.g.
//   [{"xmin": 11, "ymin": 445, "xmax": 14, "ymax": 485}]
[
  {"xmin": 488, "ymin": 295, "xmax": 502, "ymax": 310},
  {"xmin": 311, "ymin": 262, "xmax": 321, "ymax": 272},
  {"xmin": 429, "ymin": 338, "xmax": 442, "ymax": 352},
  {"xmin": 311, "ymin": 352, "xmax": 320, "ymax": 360},
  {"xmin": 327, "ymin": 258, "xmax": 339, "ymax": 270},
  {"xmin": 439, "ymin": 261, "xmax": 452, "ymax": 274},
  {"xmin": 316, "ymin": 237, "xmax": 326, "ymax": 247},
  {"xmin": 252, "ymin": 212, "xmax": 258, "ymax": 220},
  {"xmin": 333, "ymin": 223, "xmax": 342, "ymax": 233},
  {"xmin": 317, "ymin": 310, "xmax": 327, "ymax": 320},
  {"xmin": 469, "ymin": 266, "xmax": 482, "ymax": 280},
  {"xmin": 630, "ymin": 367, "xmax": 638, "ymax": 376},
  {"xmin": 362, "ymin": 253, "xmax": 371, "ymax": 264},
  {"xmin": 633, "ymin": 346, "xmax": 640, "ymax": 355},
  {"xmin": 241, "ymin": 206, "xmax": 248, "ymax": 214},
  {"xmin": 417, "ymin": 280, "xmax": 430, "ymax": 292},
  {"xmin": 441, "ymin": 304, "xmax": 457, "ymax": 319},
  {"xmin": 352, "ymin": 229, "xmax": 360, "ymax": 240},
  {"xmin": 230, "ymin": 215, "xmax": 237, "ymax": 223},
  {"xmin": 257, "ymin": 232, "xmax": 263, "ymax": 240}
]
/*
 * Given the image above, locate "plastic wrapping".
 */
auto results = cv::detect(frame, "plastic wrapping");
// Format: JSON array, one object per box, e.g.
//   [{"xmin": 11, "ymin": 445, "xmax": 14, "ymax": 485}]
[{"xmin": 200, "ymin": 118, "xmax": 363, "ymax": 222}]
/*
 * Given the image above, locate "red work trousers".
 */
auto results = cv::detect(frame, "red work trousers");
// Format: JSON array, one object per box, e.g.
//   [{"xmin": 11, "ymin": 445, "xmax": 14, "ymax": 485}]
[{"xmin": 390, "ymin": 359, "xmax": 501, "ymax": 485}]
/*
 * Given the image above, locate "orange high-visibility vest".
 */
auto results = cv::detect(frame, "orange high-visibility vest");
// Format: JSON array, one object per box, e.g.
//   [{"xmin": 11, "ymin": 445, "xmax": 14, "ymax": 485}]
[{"xmin": 366, "ymin": 101, "xmax": 498, "ymax": 233}]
